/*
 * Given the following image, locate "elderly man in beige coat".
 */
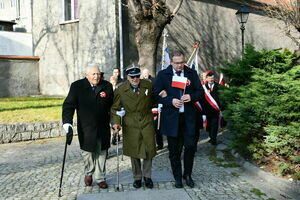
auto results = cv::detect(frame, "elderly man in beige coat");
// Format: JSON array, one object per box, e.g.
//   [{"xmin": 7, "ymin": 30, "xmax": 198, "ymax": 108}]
[{"xmin": 111, "ymin": 66, "xmax": 156, "ymax": 189}]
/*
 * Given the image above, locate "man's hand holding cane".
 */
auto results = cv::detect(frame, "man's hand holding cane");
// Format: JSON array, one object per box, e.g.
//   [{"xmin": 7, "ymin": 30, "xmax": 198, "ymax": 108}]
[{"xmin": 63, "ymin": 123, "xmax": 73, "ymax": 145}]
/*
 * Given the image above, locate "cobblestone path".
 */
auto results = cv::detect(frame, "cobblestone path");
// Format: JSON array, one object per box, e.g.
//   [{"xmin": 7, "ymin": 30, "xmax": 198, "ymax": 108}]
[{"xmin": 0, "ymin": 132, "xmax": 290, "ymax": 200}]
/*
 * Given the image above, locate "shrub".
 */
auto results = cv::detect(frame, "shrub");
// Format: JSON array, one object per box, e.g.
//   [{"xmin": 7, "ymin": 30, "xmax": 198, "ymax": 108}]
[{"xmin": 219, "ymin": 45, "xmax": 300, "ymax": 176}]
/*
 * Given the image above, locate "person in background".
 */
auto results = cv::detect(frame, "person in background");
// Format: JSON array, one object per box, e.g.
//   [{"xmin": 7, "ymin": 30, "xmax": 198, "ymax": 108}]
[
  {"xmin": 109, "ymin": 76, "xmax": 118, "ymax": 91},
  {"xmin": 62, "ymin": 64, "xmax": 113, "ymax": 189},
  {"xmin": 112, "ymin": 68, "xmax": 124, "ymax": 84},
  {"xmin": 200, "ymin": 71, "xmax": 208, "ymax": 85},
  {"xmin": 202, "ymin": 70, "xmax": 222, "ymax": 145}
]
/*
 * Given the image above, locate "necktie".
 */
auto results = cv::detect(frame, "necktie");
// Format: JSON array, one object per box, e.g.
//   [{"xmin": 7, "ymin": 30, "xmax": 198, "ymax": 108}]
[
  {"xmin": 133, "ymin": 87, "xmax": 139, "ymax": 93},
  {"xmin": 175, "ymin": 71, "xmax": 181, "ymax": 76},
  {"xmin": 209, "ymin": 83, "xmax": 213, "ymax": 91},
  {"xmin": 91, "ymin": 86, "xmax": 96, "ymax": 91}
]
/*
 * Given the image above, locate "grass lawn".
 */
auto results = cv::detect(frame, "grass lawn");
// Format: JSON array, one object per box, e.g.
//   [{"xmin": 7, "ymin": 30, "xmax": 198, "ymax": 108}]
[{"xmin": 0, "ymin": 97, "xmax": 65, "ymax": 124}]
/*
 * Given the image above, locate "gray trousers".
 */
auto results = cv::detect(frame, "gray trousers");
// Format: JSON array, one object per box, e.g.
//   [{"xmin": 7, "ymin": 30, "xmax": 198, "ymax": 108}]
[
  {"xmin": 82, "ymin": 139, "xmax": 107, "ymax": 183},
  {"xmin": 130, "ymin": 157, "xmax": 152, "ymax": 180}
]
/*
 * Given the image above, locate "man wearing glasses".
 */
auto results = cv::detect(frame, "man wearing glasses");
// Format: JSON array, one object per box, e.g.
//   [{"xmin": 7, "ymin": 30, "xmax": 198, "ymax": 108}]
[
  {"xmin": 154, "ymin": 51, "xmax": 202, "ymax": 188},
  {"xmin": 111, "ymin": 65, "xmax": 157, "ymax": 189}
]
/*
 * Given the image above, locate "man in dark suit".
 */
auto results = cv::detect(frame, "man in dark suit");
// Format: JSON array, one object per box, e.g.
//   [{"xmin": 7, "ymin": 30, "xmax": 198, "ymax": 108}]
[
  {"xmin": 202, "ymin": 70, "xmax": 222, "ymax": 145},
  {"xmin": 154, "ymin": 51, "xmax": 202, "ymax": 188},
  {"xmin": 62, "ymin": 64, "xmax": 113, "ymax": 189}
]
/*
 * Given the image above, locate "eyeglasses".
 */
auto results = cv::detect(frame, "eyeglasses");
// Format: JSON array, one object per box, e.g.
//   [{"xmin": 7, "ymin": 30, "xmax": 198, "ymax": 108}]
[
  {"xmin": 129, "ymin": 75, "xmax": 140, "ymax": 79},
  {"xmin": 173, "ymin": 62, "xmax": 185, "ymax": 65}
]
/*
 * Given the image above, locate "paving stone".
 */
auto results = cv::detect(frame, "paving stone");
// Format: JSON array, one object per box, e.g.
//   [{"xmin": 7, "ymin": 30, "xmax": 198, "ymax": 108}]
[
  {"xmin": 216, "ymin": 144, "xmax": 227, "ymax": 151},
  {"xmin": 0, "ymin": 134, "xmax": 293, "ymax": 200},
  {"xmin": 77, "ymin": 189, "xmax": 192, "ymax": 200}
]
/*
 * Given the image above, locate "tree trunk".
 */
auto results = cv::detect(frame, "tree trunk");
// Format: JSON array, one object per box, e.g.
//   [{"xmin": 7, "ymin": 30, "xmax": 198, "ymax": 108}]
[
  {"xmin": 127, "ymin": 0, "xmax": 184, "ymax": 76},
  {"xmin": 135, "ymin": 21, "xmax": 164, "ymax": 76}
]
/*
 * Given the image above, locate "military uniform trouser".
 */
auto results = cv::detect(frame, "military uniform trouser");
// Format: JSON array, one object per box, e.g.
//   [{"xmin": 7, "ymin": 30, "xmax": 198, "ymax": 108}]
[
  {"xmin": 130, "ymin": 157, "xmax": 152, "ymax": 180},
  {"xmin": 82, "ymin": 139, "xmax": 107, "ymax": 183}
]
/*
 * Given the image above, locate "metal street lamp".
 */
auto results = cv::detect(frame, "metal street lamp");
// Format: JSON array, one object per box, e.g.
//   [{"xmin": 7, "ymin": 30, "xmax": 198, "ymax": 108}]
[{"xmin": 236, "ymin": 5, "xmax": 250, "ymax": 55}]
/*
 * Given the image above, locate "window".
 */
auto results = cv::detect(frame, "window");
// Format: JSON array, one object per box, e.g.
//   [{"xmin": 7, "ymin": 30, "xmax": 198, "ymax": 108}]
[
  {"xmin": 0, "ymin": 1, "xmax": 5, "ymax": 9},
  {"xmin": 10, "ymin": 0, "xmax": 16, "ymax": 7},
  {"xmin": 62, "ymin": 0, "xmax": 79, "ymax": 22}
]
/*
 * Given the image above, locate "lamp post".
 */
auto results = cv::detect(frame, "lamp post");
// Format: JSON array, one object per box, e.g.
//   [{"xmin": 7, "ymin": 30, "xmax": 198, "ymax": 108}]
[{"xmin": 235, "ymin": 5, "xmax": 250, "ymax": 55}]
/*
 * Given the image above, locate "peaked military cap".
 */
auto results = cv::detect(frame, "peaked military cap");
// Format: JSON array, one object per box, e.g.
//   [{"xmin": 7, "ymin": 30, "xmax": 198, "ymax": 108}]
[{"xmin": 126, "ymin": 65, "xmax": 141, "ymax": 77}]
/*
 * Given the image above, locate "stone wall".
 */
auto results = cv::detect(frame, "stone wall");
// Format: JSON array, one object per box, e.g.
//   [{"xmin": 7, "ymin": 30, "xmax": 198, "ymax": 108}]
[
  {"xmin": 0, "ymin": 121, "xmax": 77, "ymax": 144},
  {"xmin": 32, "ymin": 0, "xmax": 117, "ymax": 96},
  {"xmin": 0, "ymin": 56, "xmax": 39, "ymax": 97}
]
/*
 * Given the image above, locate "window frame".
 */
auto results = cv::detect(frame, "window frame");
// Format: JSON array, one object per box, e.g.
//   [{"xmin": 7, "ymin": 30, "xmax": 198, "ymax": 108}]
[{"xmin": 60, "ymin": 0, "xmax": 79, "ymax": 24}]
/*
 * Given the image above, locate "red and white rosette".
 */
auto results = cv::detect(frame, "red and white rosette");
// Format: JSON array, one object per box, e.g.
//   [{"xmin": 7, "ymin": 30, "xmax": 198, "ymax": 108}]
[
  {"xmin": 152, "ymin": 108, "xmax": 158, "ymax": 115},
  {"xmin": 187, "ymin": 79, "xmax": 191, "ymax": 86},
  {"xmin": 100, "ymin": 92, "xmax": 106, "ymax": 98}
]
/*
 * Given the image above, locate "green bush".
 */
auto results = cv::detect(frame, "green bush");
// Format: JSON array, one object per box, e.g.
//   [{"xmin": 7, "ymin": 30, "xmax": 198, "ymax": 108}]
[{"xmin": 219, "ymin": 45, "xmax": 300, "ymax": 177}]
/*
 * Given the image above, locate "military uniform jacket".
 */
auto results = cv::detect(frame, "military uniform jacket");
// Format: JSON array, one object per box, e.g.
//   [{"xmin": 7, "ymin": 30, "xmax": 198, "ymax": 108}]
[
  {"xmin": 111, "ymin": 79, "xmax": 156, "ymax": 159},
  {"xmin": 62, "ymin": 78, "xmax": 114, "ymax": 152}
]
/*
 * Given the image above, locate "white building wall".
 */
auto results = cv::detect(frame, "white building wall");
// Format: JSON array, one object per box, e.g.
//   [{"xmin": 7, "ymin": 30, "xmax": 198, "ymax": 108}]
[
  {"xmin": 0, "ymin": 31, "xmax": 32, "ymax": 55},
  {"xmin": 0, "ymin": 0, "xmax": 32, "ymax": 32}
]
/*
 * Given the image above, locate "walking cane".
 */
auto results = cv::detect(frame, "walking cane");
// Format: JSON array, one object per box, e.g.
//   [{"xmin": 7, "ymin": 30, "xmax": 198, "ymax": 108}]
[
  {"xmin": 58, "ymin": 127, "xmax": 72, "ymax": 197},
  {"xmin": 115, "ymin": 108, "xmax": 125, "ymax": 191},
  {"xmin": 120, "ymin": 114, "xmax": 124, "ymax": 161},
  {"xmin": 116, "ymin": 108, "xmax": 125, "ymax": 161},
  {"xmin": 114, "ymin": 127, "xmax": 121, "ymax": 191}
]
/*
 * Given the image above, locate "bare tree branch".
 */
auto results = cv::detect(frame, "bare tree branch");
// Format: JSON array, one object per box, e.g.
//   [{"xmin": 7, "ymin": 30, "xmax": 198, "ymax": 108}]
[
  {"xmin": 254, "ymin": 0, "xmax": 300, "ymax": 47},
  {"xmin": 172, "ymin": 0, "xmax": 184, "ymax": 16},
  {"xmin": 128, "ymin": 0, "xmax": 144, "ymax": 22}
]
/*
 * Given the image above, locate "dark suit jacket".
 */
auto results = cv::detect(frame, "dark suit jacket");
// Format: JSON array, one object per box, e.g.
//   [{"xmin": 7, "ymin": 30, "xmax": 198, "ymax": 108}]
[
  {"xmin": 154, "ymin": 65, "xmax": 202, "ymax": 137},
  {"xmin": 62, "ymin": 78, "xmax": 114, "ymax": 152},
  {"xmin": 201, "ymin": 82, "xmax": 221, "ymax": 118}
]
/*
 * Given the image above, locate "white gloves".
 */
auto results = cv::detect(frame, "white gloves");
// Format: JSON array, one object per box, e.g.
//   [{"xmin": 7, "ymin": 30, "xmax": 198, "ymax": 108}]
[
  {"xmin": 63, "ymin": 123, "xmax": 73, "ymax": 133},
  {"xmin": 116, "ymin": 108, "xmax": 125, "ymax": 117}
]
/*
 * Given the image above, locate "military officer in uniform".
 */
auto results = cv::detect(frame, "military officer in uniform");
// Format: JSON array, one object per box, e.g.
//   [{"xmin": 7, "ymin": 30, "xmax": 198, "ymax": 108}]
[{"xmin": 111, "ymin": 65, "xmax": 156, "ymax": 189}]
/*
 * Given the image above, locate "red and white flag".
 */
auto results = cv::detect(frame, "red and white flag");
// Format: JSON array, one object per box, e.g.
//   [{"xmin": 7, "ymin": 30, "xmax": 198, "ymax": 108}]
[
  {"xmin": 194, "ymin": 101, "xmax": 203, "ymax": 112},
  {"xmin": 219, "ymin": 73, "xmax": 225, "ymax": 86},
  {"xmin": 203, "ymin": 115, "xmax": 207, "ymax": 129},
  {"xmin": 171, "ymin": 76, "xmax": 187, "ymax": 89}
]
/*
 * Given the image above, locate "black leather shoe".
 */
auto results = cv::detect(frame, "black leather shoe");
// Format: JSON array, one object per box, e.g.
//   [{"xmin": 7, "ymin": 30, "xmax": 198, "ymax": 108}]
[
  {"xmin": 174, "ymin": 179, "xmax": 183, "ymax": 188},
  {"xmin": 183, "ymin": 175, "xmax": 194, "ymax": 188},
  {"xmin": 144, "ymin": 177, "xmax": 153, "ymax": 188},
  {"xmin": 133, "ymin": 180, "xmax": 142, "ymax": 188}
]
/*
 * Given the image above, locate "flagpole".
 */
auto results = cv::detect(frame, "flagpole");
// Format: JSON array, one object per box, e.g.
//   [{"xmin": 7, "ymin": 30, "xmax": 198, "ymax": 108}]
[
  {"xmin": 161, "ymin": 29, "xmax": 168, "ymax": 71},
  {"xmin": 118, "ymin": 0, "xmax": 124, "ymax": 79},
  {"xmin": 195, "ymin": 47, "xmax": 199, "ymax": 74},
  {"xmin": 187, "ymin": 41, "xmax": 200, "ymax": 65}
]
